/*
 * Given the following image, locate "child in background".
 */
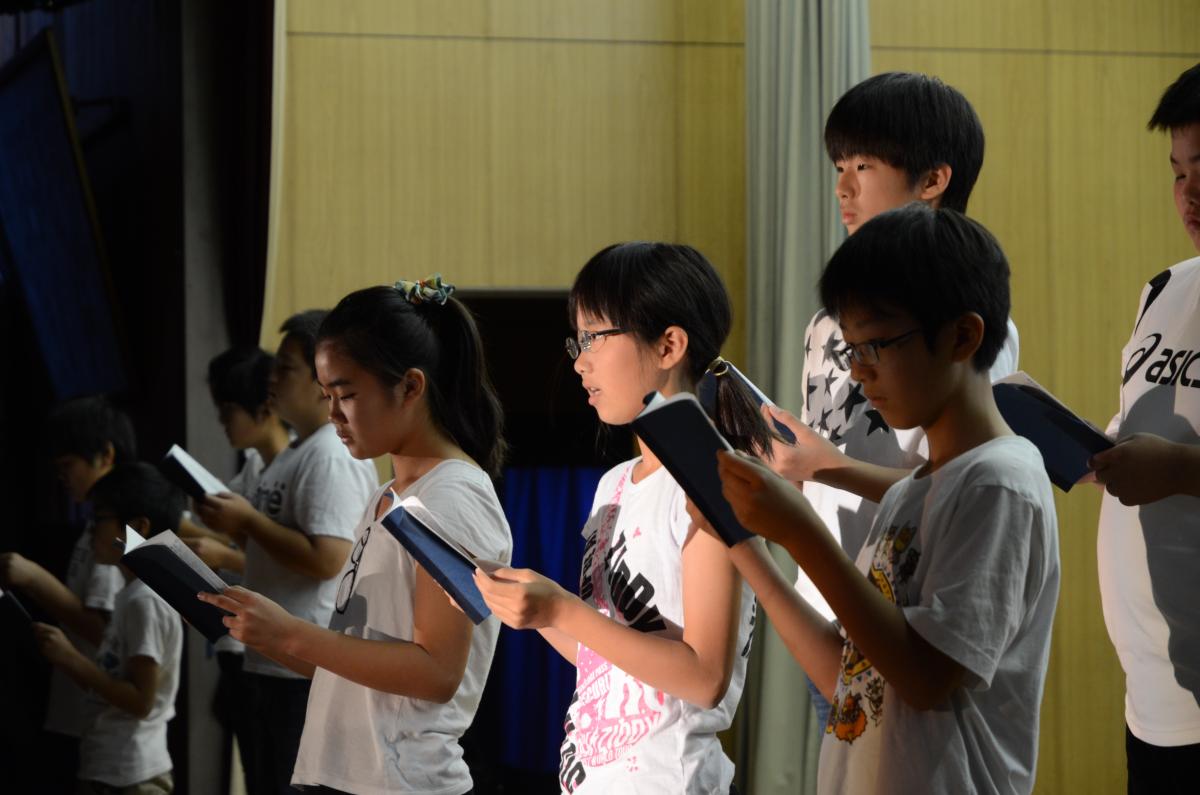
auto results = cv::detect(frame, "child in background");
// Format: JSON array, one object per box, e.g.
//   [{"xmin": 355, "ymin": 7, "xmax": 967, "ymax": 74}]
[
  {"xmin": 0, "ymin": 396, "xmax": 134, "ymax": 787},
  {"xmin": 34, "ymin": 461, "xmax": 186, "ymax": 794},
  {"xmin": 195, "ymin": 311, "xmax": 378, "ymax": 795},
  {"xmin": 201, "ymin": 277, "xmax": 512, "ymax": 795},
  {"xmin": 705, "ymin": 205, "xmax": 1058, "ymax": 794},
  {"xmin": 185, "ymin": 345, "xmax": 291, "ymax": 793},
  {"xmin": 475, "ymin": 243, "xmax": 768, "ymax": 794}
]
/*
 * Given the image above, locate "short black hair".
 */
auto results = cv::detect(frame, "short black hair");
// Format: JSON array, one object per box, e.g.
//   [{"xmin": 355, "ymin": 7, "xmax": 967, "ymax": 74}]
[
  {"xmin": 279, "ymin": 309, "xmax": 328, "ymax": 377},
  {"xmin": 1148, "ymin": 62, "xmax": 1200, "ymax": 131},
  {"xmin": 46, "ymin": 395, "xmax": 137, "ymax": 464},
  {"xmin": 819, "ymin": 203, "xmax": 1010, "ymax": 372},
  {"xmin": 569, "ymin": 242, "xmax": 774, "ymax": 455},
  {"xmin": 208, "ymin": 346, "xmax": 274, "ymax": 415},
  {"xmin": 825, "ymin": 72, "xmax": 985, "ymax": 213},
  {"xmin": 89, "ymin": 462, "xmax": 186, "ymax": 538}
]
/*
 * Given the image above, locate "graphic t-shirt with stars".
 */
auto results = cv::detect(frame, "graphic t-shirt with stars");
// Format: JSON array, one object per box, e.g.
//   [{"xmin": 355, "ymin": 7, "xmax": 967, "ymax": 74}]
[
  {"xmin": 797, "ymin": 310, "xmax": 1020, "ymax": 620},
  {"xmin": 816, "ymin": 436, "xmax": 1058, "ymax": 795}
]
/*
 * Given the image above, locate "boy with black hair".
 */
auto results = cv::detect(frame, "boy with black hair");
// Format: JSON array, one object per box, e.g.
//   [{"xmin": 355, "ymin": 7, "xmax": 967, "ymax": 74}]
[
  {"xmin": 763, "ymin": 71, "xmax": 1021, "ymax": 723},
  {"xmin": 180, "ymin": 345, "xmax": 292, "ymax": 793},
  {"xmin": 1090, "ymin": 62, "xmax": 1200, "ymax": 793},
  {"xmin": 699, "ymin": 204, "xmax": 1058, "ymax": 793},
  {"xmin": 34, "ymin": 462, "xmax": 185, "ymax": 794},
  {"xmin": 0, "ymin": 396, "xmax": 134, "ymax": 781},
  {"xmin": 195, "ymin": 311, "xmax": 378, "ymax": 794}
]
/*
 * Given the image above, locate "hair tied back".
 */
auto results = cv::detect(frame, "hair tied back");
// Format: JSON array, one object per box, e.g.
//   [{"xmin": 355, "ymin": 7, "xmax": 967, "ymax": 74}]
[
  {"xmin": 706, "ymin": 356, "xmax": 730, "ymax": 377},
  {"xmin": 394, "ymin": 274, "xmax": 455, "ymax": 306}
]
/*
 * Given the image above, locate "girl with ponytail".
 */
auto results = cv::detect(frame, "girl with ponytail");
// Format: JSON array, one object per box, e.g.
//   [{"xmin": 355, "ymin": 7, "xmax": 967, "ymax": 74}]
[
  {"xmin": 475, "ymin": 243, "xmax": 768, "ymax": 794},
  {"xmin": 201, "ymin": 276, "xmax": 512, "ymax": 795}
]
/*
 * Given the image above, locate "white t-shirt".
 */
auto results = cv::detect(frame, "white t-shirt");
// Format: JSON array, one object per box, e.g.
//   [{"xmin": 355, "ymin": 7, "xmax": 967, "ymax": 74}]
[
  {"xmin": 558, "ymin": 460, "xmax": 756, "ymax": 794},
  {"xmin": 78, "ymin": 579, "xmax": 183, "ymax": 787},
  {"xmin": 1098, "ymin": 256, "xmax": 1200, "ymax": 747},
  {"xmin": 817, "ymin": 436, "xmax": 1059, "ymax": 795},
  {"xmin": 796, "ymin": 310, "xmax": 1020, "ymax": 619},
  {"xmin": 243, "ymin": 423, "xmax": 379, "ymax": 678},
  {"xmin": 44, "ymin": 525, "xmax": 125, "ymax": 737},
  {"xmin": 292, "ymin": 460, "xmax": 513, "ymax": 795}
]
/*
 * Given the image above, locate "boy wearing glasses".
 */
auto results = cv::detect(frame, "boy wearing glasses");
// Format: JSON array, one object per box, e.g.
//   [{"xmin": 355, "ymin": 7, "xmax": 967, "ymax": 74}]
[
  {"xmin": 761, "ymin": 73, "xmax": 1020, "ymax": 724},
  {"xmin": 34, "ymin": 463, "xmax": 186, "ymax": 795},
  {"xmin": 700, "ymin": 205, "xmax": 1058, "ymax": 793},
  {"xmin": 195, "ymin": 310, "xmax": 378, "ymax": 795}
]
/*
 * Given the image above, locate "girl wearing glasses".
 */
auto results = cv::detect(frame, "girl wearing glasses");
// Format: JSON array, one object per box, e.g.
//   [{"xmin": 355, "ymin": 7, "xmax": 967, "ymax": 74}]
[
  {"xmin": 475, "ymin": 242, "xmax": 770, "ymax": 794},
  {"xmin": 201, "ymin": 277, "xmax": 511, "ymax": 795}
]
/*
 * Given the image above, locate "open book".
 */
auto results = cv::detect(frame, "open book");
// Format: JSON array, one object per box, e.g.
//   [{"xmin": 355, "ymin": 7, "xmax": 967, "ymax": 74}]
[
  {"xmin": 380, "ymin": 497, "xmax": 503, "ymax": 625},
  {"xmin": 993, "ymin": 371, "xmax": 1113, "ymax": 491},
  {"xmin": 697, "ymin": 361, "xmax": 796, "ymax": 444},
  {"xmin": 120, "ymin": 527, "xmax": 231, "ymax": 642},
  {"xmin": 631, "ymin": 391, "xmax": 753, "ymax": 547},
  {"xmin": 159, "ymin": 444, "xmax": 228, "ymax": 502}
]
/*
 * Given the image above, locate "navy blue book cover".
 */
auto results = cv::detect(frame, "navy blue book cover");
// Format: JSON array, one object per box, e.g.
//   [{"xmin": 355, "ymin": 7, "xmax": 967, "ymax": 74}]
[
  {"xmin": 993, "ymin": 381, "xmax": 1113, "ymax": 491},
  {"xmin": 632, "ymin": 393, "xmax": 753, "ymax": 547},
  {"xmin": 381, "ymin": 505, "xmax": 492, "ymax": 625},
  {"xmin": 120, "ymin": 530, "xmax": 231, "ymax": 643}
]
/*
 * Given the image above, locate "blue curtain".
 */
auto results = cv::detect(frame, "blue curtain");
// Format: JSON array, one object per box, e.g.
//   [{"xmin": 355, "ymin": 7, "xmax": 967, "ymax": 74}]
[{"xmin": 468, "ymin": 465, "xmax": 605, "ymax": 777}]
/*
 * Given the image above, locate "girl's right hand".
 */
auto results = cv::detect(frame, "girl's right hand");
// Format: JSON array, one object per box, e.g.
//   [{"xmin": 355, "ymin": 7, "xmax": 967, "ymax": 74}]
[{"xmin": 473, "ymin": 567, "xmax": 573, "ymax": 630}]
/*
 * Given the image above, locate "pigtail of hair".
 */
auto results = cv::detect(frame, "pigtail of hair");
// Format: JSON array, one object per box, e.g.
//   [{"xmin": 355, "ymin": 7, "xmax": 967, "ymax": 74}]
[
  {"xmin": 419, "ymin": 297, "xmax": 508, "ymax": 479},
  {"xmin": 705, "ymin": 359, "xmax": 775, "ymax": 458}
]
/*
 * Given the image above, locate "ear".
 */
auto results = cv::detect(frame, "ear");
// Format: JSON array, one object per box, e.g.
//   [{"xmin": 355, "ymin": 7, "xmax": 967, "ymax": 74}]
[
  {"xmin": 918, "ymin": 163, "xmax": 953, "ymax": 206},
  {"xmin": 655, "ymin": 326, "xmax": 690, "ymax": 372},
  {"xmin": 393, "ymin": 368, "xmax": 428, "ymax": 407},
  {"xmin": 95, "ymin": 441, "xmax": 117, "ymax": 471},
  {"xmin": 949, "ymin": 312, "xmax": 985, "ymax": 364},
  {"xmin": 127, "ymin": 516, "xmax": 153, "ymax": 539}
]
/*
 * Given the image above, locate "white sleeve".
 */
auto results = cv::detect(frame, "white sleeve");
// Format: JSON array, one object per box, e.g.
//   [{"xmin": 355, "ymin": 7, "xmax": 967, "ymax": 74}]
[
  {"xmin": 902, "ymin": 483, "xmax": 1049, "ymax": 688},
  {"xmin": 121, "ymin": 597, "xmax": 178, "ymax": 665},
  {"xmin": 84, "ymin": 562, "xmax": 124, "ymax": 612},
  {"xmin": 291, "ymin": 452, "xmax": 371, "ymax": 541}
]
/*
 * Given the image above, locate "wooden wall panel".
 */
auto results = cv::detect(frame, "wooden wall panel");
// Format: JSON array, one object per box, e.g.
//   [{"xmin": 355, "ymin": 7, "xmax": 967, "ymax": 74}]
[
  {"xmin": 871, "ymin": 0, "xmax": 1048, "ymax": 51},
  {"xmin": 268, "ymin": 1, "xmax": 746, "ymax": 363},
  {"xmin": 1047, "ymin": 0, "xmax": 1200, "ymax": 55},
  {"xmin": 288, "ymin": 0, "xmax": 742, "ymax": 44}
]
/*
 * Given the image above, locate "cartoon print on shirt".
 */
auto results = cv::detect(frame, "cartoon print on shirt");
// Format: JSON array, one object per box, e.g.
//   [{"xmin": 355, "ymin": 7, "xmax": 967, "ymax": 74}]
[{"xmin": 828, "ymin": 521, "xmax": 921, "ymax": 744}]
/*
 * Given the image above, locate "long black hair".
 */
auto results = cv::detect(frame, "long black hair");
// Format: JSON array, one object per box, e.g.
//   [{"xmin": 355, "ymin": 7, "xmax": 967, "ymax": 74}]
[
  {"xmin": 316, "ymin": 284, "xmax": 507, "ymax": 478},
  {"xmin": 569, "ymin": 242, "xmax": 773, "ymax": 456}
]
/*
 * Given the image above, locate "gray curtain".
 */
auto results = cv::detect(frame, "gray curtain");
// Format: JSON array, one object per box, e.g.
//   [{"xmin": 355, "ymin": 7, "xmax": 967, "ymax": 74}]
[{"xmin": 737, "ymin": 1, "xmax": 869, "ymax": 793}]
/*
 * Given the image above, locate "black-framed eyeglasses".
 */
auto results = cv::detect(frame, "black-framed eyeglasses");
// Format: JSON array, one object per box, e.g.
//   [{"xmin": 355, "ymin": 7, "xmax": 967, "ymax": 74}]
[
  {"xmin": 565, "ymin": 328, "xmax": 625, "ymax": 360},
  {"xmin": 335, "ymin": 524, "xmax": 371, "ymax": 614},
  {"xmin": 833, "ymin": 328, "xmax": 922, "ymax": 370}
]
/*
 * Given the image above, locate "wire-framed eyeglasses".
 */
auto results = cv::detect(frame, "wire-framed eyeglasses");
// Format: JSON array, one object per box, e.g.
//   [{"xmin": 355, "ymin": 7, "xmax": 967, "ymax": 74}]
[
  {"xmin": 335, "ymin": 524, "xmax": 371, "ymax": 614},
  {"xmin": 565, "ymin": 328, "xmax": 625, "ymax": 360},
  {"xmin": 833, "ymin": 328, "xmax": 922, "ymax": 370}
]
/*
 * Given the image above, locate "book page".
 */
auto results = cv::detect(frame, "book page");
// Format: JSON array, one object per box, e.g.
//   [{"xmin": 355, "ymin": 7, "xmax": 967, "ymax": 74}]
[
  {"xmin": 166, "ymin": 444, "xmax": 227, "ymax": 495},
  {"xmin": 128, "ymin": 529, "xmax": 228, "ymax": 593}
]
